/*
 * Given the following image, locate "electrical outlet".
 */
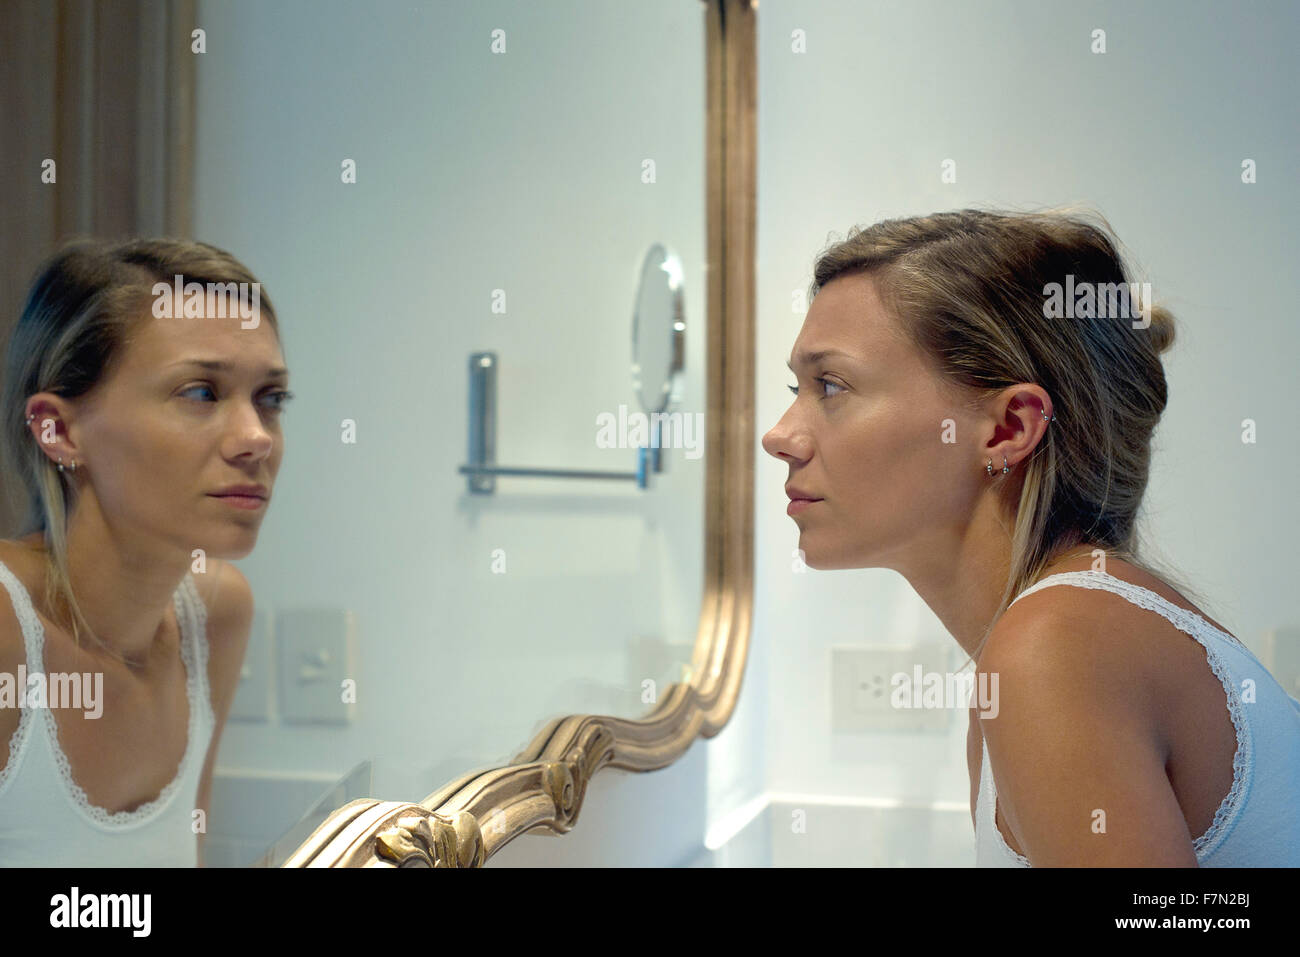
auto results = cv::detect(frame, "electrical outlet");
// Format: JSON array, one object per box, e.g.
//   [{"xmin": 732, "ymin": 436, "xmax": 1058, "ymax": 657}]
[{"xmin": 832, "ymin": 644, "xmax": 956, "ymax": 732}]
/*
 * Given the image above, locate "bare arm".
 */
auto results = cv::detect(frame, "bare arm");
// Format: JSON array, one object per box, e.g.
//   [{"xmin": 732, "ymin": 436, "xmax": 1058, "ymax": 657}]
[{"xmin": 977, "ymin": 612, "xmax": 1196, "ymax": 867}]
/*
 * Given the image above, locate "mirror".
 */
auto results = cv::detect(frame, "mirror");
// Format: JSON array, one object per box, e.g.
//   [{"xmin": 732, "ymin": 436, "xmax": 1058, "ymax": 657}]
[
  {"xmin": 631, "ymin": 243, "xmax": 687, "ymax": 476},
  {"xmin": 184, "ymin": 2, "xmax": 710, "ymax": 866},
  {"xmin": 0, "ymin": 0, "xmax": 714, "ymax": 868},
  {"xmin": 631, "ymin": 243, "xmax": 686, "ymax": 418}
]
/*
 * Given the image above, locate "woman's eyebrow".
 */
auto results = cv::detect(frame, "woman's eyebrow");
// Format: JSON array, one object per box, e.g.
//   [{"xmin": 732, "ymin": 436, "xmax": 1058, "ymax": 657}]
[
  {"xmin": 786, "ymin": 349, "xmax": 857, "ymax": 371},
  {"xmin": 168, "ymin": 358, "xmax": 289, "ymax": 379}
]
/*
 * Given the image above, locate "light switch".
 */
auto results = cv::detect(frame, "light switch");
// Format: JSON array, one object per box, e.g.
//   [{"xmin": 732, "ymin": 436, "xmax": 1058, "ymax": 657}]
[
  {"xmin": 229, "ymin": 604, "xmax": 273, "ymax": 722},
  {"xmin": 276, "ymin": 608, "xmax": 358, "ymax": 725}
]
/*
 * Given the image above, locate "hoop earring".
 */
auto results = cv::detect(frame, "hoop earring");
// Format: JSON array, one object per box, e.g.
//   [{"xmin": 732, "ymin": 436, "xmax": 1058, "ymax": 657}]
[{"xmin": 983, "ymin": 406, "xmax": 1056, "ymax": 476}]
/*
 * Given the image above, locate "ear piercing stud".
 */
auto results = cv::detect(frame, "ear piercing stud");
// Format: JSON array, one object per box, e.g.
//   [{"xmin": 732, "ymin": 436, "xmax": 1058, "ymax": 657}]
[
  {"xmin": 985, "ymin": 406, "xmax": 1055, "ymax": 476},
  {"xmin": 26, "ymin": 414, "xmax": 77, "ymax": 471}
]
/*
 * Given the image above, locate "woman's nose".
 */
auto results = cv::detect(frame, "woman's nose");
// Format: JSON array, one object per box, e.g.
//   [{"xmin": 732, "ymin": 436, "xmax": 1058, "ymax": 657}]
[
  {"xmin": 228, "ymin": 404, "xmax": 275, "ymax": 454},
  {"xmin": 761, "ymin": 428, "xmax": 780, "ymax": 459},
  {"xmin": 762, "ymin": 419, "xmax": 803, "ymax": 462}
]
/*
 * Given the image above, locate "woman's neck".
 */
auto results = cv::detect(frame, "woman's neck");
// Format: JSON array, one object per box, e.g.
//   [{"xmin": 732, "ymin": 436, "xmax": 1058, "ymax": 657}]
[{"xmin": 16, "ymin": 529, "xmax": 182, "ymax": 671}]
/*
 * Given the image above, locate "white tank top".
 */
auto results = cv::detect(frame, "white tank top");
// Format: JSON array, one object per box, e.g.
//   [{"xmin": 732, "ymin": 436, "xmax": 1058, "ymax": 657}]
[
  {"xmin": 974, "ymin": 570, "xmax": 1300, "ymax": 866},
  {"xmin": 0, "ymin": 558, "xmax": 214, "ymax": 866}
]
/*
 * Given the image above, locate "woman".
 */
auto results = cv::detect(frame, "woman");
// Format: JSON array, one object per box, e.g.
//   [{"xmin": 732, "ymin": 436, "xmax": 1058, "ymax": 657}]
[
  {"xmin": 762, "ymin": 207, "xmax": 1300, "ymax": 866},
  {"xmin": 0, "ymin": 238, "xmax": 290, "ymax": 866}
]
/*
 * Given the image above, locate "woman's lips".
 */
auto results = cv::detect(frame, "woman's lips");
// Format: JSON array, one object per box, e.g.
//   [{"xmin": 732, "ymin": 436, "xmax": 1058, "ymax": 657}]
[
  {"xmin": 787, "ymin": 498, "xmax": 822, "ymax": 516},
  {"xmin": 210, "ymin": 494, "xmax": 266, "ymax": 510}
]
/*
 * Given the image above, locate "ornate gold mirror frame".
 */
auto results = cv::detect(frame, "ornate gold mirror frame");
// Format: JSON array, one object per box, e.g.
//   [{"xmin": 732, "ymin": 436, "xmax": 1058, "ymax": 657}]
[{"xmin": 282, "ymin": 0, "xmax": 756, "ymax": 868}]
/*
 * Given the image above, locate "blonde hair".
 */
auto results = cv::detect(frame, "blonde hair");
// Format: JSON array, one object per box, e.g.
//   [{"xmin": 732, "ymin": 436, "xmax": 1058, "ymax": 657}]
[
  {"xmin": 1, "ymin": 237, "xmax": 280, "ymax": 654},
  {"xmin": 807, "ymin": 206, "xmax": 1212, "ymax": 670}
]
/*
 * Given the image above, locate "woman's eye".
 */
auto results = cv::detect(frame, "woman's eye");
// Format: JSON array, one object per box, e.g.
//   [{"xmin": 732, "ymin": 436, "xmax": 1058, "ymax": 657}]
[
  {"xmin": 180, "ymin": 385, "xmax": 294, "ymax": 413},
  {"xmin": 181, "ymin": 384, "xmax": 216, "ymax": 401},
  {"xmin": 788, "ymin": 378, "xmax": 843, "ymax": 399}
]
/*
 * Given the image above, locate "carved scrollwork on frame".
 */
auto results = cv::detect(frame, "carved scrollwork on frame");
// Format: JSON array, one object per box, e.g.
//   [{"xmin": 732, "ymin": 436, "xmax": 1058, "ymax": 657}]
[
  {"xmin": 542, "ymin": 761, "xmax": 577, "ymax": 828},
  {"xmin": 540, "ymin": 722, "xmax": 616, "ymax": 831},
  {"xmin": 282, "ymin": 0, "xmax": 756, "ymax": 869},
  {"xmin": 374, "ymin": 809, "xmax": 485, "ymax": 868}
]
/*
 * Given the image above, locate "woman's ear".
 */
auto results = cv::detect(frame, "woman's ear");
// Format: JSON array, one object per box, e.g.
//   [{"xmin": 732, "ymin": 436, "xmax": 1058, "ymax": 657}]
[
  {"xmin": 985, "ymin": 385, "xmax": 1052, "ymax": 470},
  {"xmin": 25, "ymin": 396, "xmax": 83, "ymax": 469}
]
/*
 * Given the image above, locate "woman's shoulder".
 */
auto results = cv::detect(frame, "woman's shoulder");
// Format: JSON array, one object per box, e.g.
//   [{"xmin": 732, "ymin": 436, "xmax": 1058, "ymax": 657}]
[
  {"xmin": 191, "ymin": 559, "xmax": 254, "ymax": 643},
  {"xmin": 190, "ymin": 560, "xmax": 254, "ymax": 706},
  {"xmin": 1009, "ymin": 556, "xmax": 1235, "ymax": 642},
  {"xmin": 985, "ymin": 556, "xmax": 1236, "ymax": 738}
]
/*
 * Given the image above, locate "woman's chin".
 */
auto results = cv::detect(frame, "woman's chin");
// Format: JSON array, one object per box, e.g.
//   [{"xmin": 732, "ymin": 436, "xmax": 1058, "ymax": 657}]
[
  {"xmin": 796, "ymin": 548, "xmax": 830, "ymax": 570},
  {"xmin": 195, "ymin": 529, "xmax": 259, "ymax": 561},
  {"xmin": 797, "ymin": 547, "xmax": 867, "ymax": 572}
]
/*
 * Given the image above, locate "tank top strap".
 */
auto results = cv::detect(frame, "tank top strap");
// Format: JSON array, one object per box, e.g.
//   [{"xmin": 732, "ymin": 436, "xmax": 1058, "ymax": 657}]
[
  {"xmin": 0, "ymin": 558, "xmax": 47, "ymax": 798},
  {"xmin": 0, "ymin": 557, "xmax": 47, "ymax": 674},
  {"xmin": 176, "ymin": 571, "xmax": 215, "ymax": 745},
  {"xmin": 1009, "ymin": 570, "xmax": 1247, "ymax": 651}
]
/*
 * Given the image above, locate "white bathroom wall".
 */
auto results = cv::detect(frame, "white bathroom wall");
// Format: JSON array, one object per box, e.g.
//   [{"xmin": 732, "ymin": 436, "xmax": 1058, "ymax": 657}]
[{"xmin": 750, "ymin": 0, "xmax": 1300, "ymax": 864}]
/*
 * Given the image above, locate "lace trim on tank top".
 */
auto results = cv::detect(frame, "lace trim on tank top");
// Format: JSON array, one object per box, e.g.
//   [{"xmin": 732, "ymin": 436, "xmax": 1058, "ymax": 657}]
[
  {"xmin": 1005, "ymin": 570, "xmax": 1252, "ymax": 862},
  {"xmin": 986, "ymin": 748, "xmax": 1031, "ymax": 866},
  {"xmin": 0, "ymin": 562, "xmax": 35, "ymax": 797},
  {"xmin": 0, "ymin": 562, "xmax": 211, "ymax": 830}
]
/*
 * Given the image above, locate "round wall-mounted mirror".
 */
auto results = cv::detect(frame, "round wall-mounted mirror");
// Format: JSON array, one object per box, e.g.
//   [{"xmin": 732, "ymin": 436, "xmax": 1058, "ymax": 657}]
[{"xmin": 631, "ymin": 243, "xmax": 686, "ymax": 416}]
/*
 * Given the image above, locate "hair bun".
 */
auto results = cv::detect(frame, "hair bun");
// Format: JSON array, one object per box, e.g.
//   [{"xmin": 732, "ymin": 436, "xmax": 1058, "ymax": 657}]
[{"xmin": 1146, "ymin": 303, "xmax": 1176, "ymax": 356}]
